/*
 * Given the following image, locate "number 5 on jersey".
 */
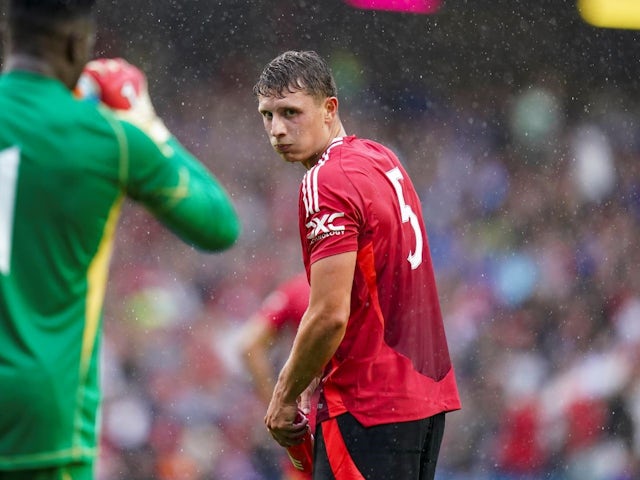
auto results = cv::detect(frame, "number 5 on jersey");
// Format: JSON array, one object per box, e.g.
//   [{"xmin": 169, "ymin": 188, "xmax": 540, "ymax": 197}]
[{"xmin": 386, "ymin": 167, "xmax": 423, "ymax": 270}]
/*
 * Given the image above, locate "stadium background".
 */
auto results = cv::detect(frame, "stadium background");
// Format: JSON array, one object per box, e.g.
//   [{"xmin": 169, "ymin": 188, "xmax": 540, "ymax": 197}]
[{"xmin": 4, "ymin": 0, "xmax": 640, "ymax": 478}]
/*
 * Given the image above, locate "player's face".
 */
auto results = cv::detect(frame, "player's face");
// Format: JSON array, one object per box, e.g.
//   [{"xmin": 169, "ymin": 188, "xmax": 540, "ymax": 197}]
[{"xmin": 258, "ymin": 89, "xmax": 336, "ymax": 169}]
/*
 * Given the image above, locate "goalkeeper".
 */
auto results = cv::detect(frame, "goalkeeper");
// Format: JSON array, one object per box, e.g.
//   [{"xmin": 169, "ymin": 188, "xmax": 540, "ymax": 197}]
[{"xmin": 0, "ymin": 1, "xmax": 240, "ymax": 479}]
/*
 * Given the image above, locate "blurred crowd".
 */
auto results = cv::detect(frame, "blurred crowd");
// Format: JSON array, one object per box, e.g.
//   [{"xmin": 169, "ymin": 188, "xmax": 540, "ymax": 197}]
[{"xmin": 95, "ymin": 55, "xmax": 640, "ymax": 480}]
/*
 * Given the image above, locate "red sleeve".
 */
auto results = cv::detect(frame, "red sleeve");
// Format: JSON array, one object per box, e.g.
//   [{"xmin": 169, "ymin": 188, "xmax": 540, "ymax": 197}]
[{"xmin": 299, "ymin": 152, "xmax": 363, "ymax": 266}]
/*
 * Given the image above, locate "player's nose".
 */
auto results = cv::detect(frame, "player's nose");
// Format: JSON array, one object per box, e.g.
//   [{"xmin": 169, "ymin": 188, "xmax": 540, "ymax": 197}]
[{"xmin": 270, "ymin": 114, "xmax": 286, "ymax": 137}]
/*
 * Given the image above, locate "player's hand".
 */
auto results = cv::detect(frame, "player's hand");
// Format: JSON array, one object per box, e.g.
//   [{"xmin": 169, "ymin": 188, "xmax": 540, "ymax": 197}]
[
  {"xmin": 76, "ymin": 57, "xmax": 170, "ymax": 143},
  {"xmin": 265, "ymin": 400, "xmax": 309, "ymax": 448}
]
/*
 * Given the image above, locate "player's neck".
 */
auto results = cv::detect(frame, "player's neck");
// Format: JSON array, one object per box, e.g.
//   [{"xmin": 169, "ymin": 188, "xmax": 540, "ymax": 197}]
[
  {"xmin": 334, "ymin": 122, "xmax": 347, "ymax": 140},
  {"xmin": 4, "ymin": 54, "xmax": 56, "ymax": 78},
  {"xmin": 303, "ymin": 124, "xmax": 348, "ymax": 170}
]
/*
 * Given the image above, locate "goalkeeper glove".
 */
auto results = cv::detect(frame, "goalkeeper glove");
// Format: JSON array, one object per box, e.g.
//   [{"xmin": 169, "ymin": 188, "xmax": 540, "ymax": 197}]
[{"xmin": 76, "ymin": 57, "xmax": 171, "ymax": 144}]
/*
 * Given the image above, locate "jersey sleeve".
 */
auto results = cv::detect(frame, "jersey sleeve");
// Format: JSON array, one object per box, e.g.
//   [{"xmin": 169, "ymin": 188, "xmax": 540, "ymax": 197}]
[
  {"xmin": 119, "ymin": 121, "xmax": 240, "ymax": 251},
  {"xmin": 301, "ymin": 158, "xmax": 363, "ymax": 265}
]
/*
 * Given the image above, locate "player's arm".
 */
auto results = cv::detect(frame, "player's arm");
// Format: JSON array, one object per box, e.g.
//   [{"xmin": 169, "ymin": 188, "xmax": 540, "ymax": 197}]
[
  {"xmin": 125, "ymin": 129, "xmax": 240, "ymax": 251},
  {"xmin": 78, "ymin": 58, "xmax": 240, "ymax": 251},
  {"xmin": 265, "ymin": 251, "xmax": 355, "ymax": 446},
  {"xmin": 240, "ymin": 314, "xmax": 279, "ymax": 405}
]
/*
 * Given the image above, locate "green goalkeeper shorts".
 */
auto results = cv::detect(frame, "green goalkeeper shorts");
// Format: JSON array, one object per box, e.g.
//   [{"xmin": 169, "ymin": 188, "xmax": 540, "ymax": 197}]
[{"xmin": 0, "ymin": 462, "xmax": 93, "ymax": 480}]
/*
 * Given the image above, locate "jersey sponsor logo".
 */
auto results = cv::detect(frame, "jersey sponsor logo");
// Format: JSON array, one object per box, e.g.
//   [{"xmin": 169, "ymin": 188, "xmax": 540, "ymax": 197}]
[
  {"xmin": 301, "ymin": 138, "xmax": 346, "ymax": 246},
  {"xmin": 306, "ymin": 212, "xmax": 345, "ymax": 244}
]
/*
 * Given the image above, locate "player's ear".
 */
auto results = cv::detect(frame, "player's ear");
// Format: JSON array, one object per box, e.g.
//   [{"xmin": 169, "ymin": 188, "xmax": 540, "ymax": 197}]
[
  {"xmin": 65, "ymin": 33, "xmax": 79, "ymax": 65},
  {"xmin": 324, "ymin": 97, "xmax": 339, "ymax": 122},
  {"xmin": 66, "ymin": 19, "xmax": 95, "ymax": 75}
]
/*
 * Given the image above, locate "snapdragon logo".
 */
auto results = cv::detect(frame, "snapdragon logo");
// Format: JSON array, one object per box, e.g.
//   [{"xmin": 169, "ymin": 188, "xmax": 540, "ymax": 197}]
[{"xmin": 306, "ymin": 212, "xmax": 345, "ymax": 244}]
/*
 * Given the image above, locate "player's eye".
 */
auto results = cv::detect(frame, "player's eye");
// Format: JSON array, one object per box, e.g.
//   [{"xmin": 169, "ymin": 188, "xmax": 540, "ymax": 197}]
[
  {"xmin": 262, "ymin": 111, "xmax": 273, "ymax": 120},
  {"xmin": 284, "ymin": 109, "xmax": 297, "ymax": 118}
]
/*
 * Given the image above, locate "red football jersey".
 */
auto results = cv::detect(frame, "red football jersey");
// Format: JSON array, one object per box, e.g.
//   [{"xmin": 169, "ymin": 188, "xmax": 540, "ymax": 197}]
[
  {"xmin": 298, "ymin": 136, "xmax": 461, "ymax": 427},
  {"xmin": 257, "ymin": 272, "xmax": 310, "ymax": 330}
]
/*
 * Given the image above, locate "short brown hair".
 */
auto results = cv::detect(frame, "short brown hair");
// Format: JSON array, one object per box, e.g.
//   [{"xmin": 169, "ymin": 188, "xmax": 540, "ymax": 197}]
[{"xmin": 253, "ymin": 50, "xmax": 337, "ymax": 101}]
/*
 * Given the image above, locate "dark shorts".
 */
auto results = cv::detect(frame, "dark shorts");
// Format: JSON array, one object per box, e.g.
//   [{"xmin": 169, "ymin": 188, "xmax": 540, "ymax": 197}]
[
  {"xmin": 313, "ymin": 412, "xmax": 446, "ymax": 480},
  {"xmin": 0, "ymin": 462, "xmax": 93, "ymax": 480}
]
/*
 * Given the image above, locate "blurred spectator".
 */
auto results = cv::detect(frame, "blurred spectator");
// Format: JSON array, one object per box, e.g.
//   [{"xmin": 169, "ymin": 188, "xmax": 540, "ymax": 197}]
[{"xmin": 239, "ymin": 272, "xmax": 312, "ymax": 479}]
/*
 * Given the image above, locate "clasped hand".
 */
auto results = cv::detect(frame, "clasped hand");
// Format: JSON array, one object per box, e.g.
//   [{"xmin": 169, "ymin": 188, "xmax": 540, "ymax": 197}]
[{"xmin": 265, "ymin": 400, "xmax": 309, "ymax": 448}]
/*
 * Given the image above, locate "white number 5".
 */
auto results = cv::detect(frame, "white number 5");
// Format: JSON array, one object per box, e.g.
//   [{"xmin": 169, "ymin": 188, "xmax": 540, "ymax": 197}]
[
  {"xmin": 0, "ymin": 146, "xmax": 20, "ymax": 275},
  {"xmin": 386, "ymin": 167, "xmax": 423, "ymax": 270}
]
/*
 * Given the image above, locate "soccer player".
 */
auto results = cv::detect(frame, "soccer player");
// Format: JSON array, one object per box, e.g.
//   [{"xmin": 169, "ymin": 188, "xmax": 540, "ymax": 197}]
[
  {"xmin": 254, "ymin": 50, "xmax": 461, "ymax": 479},
  {"xmin": 241, "ymin": 272, "xmax": 311, "ymax": 407},
  {"xmin": 240, "ymin": 272, "xmax": 313, "ymax": 479},
  {"xmin": 0, "ymin": 1, "xmax": 240, "ymax": 479}
]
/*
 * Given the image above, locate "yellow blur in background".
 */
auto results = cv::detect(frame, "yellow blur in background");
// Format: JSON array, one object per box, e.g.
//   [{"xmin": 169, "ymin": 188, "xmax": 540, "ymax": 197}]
[{"xmin": 578, "ymin": 0, "xmax": 640, "ymax": 29}]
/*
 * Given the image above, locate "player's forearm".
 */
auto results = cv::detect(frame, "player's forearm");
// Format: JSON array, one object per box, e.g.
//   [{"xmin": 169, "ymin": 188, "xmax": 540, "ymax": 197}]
[
  {"xmin": 243, "ymin": 347, "xmax": 276, "ymax": 405},
  {"xmin": 273, "ymin": 308, "xmax": 347, "ymax": 405},
  {"xmin": 256, "ymin": 371, "xmax": 277, "ymax": 406},
  {"xmin": 240, "ymin": 318, "xmax": 279, "ymax": 405},
  {"xmin": 271, "ymin": 252, "xmax": 354, "ymax": 405}
]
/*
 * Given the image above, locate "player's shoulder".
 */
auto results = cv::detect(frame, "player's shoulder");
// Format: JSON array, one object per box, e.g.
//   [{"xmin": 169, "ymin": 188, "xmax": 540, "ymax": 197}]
[
  {"xmin": 337, "ymin": 135, "xmax": 391, "ymax": 152},
  {"xmin": 82, "ymin": 102, "xmax": 165, "ymax": 151},
  {"xmin": 73, "ymin": 103, "xmax": 176, "ymax": 178},
  {"xmin": 346, "ymin": 136, "xmax": 397, "ymax": 162},
  {"xmin": 74, "ymin": 97, "xmax": 121, "ymax": 130},
  {"xmin": 314, "ymin": 135, "xmax": 393, "ymax": 180},
  {"xmin": 301, "ymin": 138, "xmax": 368, "ymax": 205},
  {"xmin": 329, "ymin": 135, "xmax": 395, "ymax": 163}
]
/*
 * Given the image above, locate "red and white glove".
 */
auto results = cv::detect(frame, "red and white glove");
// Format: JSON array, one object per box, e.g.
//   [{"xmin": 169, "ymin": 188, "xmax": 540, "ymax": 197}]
[{"xmin": 76, "ymin": 58, "xmax": 170, "ymax": 143}]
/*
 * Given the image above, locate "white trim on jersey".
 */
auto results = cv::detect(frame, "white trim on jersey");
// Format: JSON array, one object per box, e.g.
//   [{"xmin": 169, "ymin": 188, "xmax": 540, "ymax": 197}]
[{"xmin": 302, "ymin": 137, "xmax": 344, "ymax": 217}]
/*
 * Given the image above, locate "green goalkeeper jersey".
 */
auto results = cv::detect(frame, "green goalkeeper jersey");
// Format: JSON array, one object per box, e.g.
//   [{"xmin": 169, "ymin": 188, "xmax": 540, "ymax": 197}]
[{"xmin": 0, "ymin": 71, "xmax": 240, "ymax": 470}]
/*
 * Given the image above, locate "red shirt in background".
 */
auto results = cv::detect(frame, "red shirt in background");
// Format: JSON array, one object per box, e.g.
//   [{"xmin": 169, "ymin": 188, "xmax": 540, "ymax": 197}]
[{"xmin": 257, "ymin": 272, "xmax": 310, "ymax": 331}]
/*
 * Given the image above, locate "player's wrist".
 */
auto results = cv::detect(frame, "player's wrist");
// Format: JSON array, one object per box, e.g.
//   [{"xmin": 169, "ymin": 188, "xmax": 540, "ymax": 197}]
[{"xmin": 117, "ymin": 107, "xmax": 171, "ymax": 144}]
